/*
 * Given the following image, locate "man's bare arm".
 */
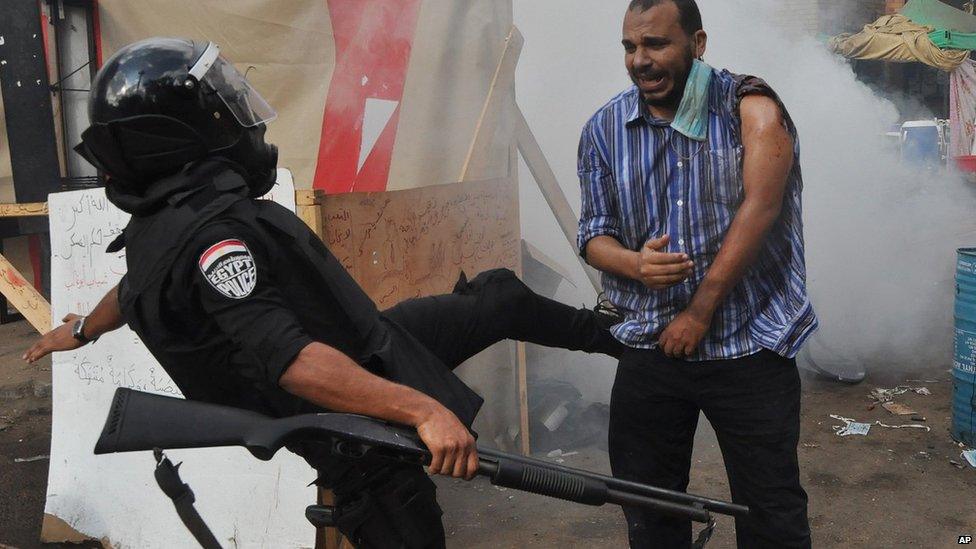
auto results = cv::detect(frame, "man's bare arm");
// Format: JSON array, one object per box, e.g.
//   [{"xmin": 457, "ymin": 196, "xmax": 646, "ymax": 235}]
[
  {"xmin": 586, "ymin": 235, "xmax": 694, "ymax": 289},
  {"xmin": 279, "ymin": 342, "xmax": 478, "ymax": 479},
  {"xmin": 585, "ymin": 236, "xmax": 641, "ymax": 279},
  {"xmin": 659, "ymin": 95, "xmax": 794, "ymax": 356},
  {"xmin": 24, "ymin": 284, "xmax": 125, "ymax": 362}
]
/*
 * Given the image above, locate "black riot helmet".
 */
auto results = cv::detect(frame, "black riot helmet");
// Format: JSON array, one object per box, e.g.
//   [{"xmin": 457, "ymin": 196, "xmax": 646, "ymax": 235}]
[{"xmin": 76, "ymin": 37, "xmax": 279, "ymax": 198}]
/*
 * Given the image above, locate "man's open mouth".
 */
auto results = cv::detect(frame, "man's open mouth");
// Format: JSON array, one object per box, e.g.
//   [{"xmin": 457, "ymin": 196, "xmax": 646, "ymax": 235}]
[{"xmin": 637, "ymin": 73, "xmax": 667, "ymax": 92}]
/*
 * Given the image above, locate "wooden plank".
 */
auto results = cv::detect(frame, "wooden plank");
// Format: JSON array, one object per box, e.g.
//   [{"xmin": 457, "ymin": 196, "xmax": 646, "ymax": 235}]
[
  {"xmin": 296, "ymin": 190, "xmax": 326, "ymax": 239},
  {"xmin": 298, "ymin": 202, "xmax": 325, "ymax": 239},
  {"xmin": 0, "ymin": 202, "xmax": 48, "ymax": 218},
  {"xmin": 0, "ymin": 251, "xmax": 51, "ymax": 333},
  {"xmin": 315, "ymin": 488, "xmax": 346, "ymax": 549},
  {"xmin": 508, "ymin": 143, "xmax": 530, "ymax": 456},
  {"xmin": 458, "ymin": 26, "xmax": 524, "ymax": 182},
  {"xmin": 295, "ymin": 189, "xmax": 321, "ymax": 207},
  {"xmin": 515, "ymin": 107, "xmax": 603, "ymax": 294},
  {"xmin": 516, "ymin": 341, "xmax": 531, "ymax": 456}
]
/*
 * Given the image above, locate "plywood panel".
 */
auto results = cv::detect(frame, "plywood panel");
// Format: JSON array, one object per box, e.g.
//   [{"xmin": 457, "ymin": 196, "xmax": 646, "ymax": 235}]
[{"xmin": 321, "ymin": 177, "xmax": 520, "ymax": 308}]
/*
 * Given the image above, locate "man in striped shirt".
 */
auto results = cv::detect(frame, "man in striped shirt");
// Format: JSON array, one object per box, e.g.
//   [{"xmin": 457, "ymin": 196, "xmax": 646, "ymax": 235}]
[{"xmin": 578, "ymin": 1, "xmax": 818, "ymax": 547}]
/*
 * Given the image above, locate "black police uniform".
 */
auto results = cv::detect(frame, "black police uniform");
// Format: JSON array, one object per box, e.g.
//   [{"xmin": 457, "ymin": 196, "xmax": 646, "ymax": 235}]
[{"xmin": 111, "ymin": 157, "xmax": 625, "ymax": 548}]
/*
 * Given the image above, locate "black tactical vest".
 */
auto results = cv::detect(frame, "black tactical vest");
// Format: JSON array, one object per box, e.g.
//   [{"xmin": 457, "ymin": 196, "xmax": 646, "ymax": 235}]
[{"xmin": 114, "ymin": 160, "xmax": 484, "ymax": 426}]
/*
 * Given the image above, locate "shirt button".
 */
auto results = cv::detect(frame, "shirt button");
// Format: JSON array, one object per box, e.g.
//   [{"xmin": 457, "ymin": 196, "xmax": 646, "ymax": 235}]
[
  {"xmin": 677, "ymin": 200, "xmax": 684, "ymax": 206},
  {"xmin": 677, "ymin": 161, "xmax": 684, "ymax": 168},
  {"xmin": 679, "ymin": 239, "xmax": 685, "ymax": 245}
]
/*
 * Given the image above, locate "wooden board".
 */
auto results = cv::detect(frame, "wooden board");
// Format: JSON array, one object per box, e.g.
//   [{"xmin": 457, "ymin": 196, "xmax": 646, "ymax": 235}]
[
  {"xmin": 0, "ymin": 251, "xmax": 51, "ymax": 333},
  {"xmin": 459, "ymin": 26, "xmax": 523, "ymax": 183},
  {"xmin": 321, "ymin": 177, "xmax": 521, "ymax": 308},
  {"xmin": 515, "ymin": 107, "xmax": 603, "ymax": 294},
  {"xmin": 0, "ymin": 202, "xmax": 48, "ymax": 218},
  {"xmin": 296, "ymin": 189, "xmax": 325, "ymax": 237},
  {"xmin": 516, "ymin": 341, "xmax": 530, "ymax": 455}
]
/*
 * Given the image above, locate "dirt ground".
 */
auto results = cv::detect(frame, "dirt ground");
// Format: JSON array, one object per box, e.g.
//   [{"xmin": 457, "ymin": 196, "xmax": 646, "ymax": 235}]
[{"xmin": 2, "ymin": 318, "xmax": 975, "ymax": 548}]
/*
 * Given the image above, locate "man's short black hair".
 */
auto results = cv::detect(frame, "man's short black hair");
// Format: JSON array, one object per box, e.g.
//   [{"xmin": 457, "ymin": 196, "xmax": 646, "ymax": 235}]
[{"xmin": 628, "ymin": 0, "xmax": 703, "ymax": 36}]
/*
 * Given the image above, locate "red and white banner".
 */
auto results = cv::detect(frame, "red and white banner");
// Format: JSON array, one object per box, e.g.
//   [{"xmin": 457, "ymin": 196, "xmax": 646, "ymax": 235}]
[
  {"xmin": 314, "ymin": 0, "xmax": 423, "ymax": 193},
  {"xmin": 91, "ymin": 0, "xmax": 514, "ymax": 193}
]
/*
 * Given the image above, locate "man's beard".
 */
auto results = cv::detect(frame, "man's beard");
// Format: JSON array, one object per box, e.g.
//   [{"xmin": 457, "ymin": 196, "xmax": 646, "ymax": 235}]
[{"xmin": 632, "ymin": 48, "xmax": 696, "ymax": 109}]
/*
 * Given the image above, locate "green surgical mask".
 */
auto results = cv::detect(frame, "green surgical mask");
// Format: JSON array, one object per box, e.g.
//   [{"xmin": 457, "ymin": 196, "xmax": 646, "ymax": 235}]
[{"xmin": 671, "ymin": 59, "xmax": 713, "ymax": 142}]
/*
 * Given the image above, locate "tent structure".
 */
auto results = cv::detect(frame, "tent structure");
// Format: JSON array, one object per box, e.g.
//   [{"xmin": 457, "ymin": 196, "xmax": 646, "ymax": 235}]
[
  {"xmin": 902, "ymin": 0, "xmax": 976, "ymax": 32},
  {"xmin": 829, "ymin": 0, "xmax": 976, "ymax": 72}
]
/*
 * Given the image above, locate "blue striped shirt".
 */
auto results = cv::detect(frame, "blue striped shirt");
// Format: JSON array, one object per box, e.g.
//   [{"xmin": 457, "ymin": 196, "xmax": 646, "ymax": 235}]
[{"xmin": 577, "ymin": 69, "xmax": 818, "ymax": 360}]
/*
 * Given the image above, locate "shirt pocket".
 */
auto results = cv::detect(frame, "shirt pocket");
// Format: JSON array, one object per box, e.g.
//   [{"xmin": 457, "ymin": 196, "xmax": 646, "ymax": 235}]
[{"xmin": 703, "ymin": 145, "xmax": 744, "ymax": 206}]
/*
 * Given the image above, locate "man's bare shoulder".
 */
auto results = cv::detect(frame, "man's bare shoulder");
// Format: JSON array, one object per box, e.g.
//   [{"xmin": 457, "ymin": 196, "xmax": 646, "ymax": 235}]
[{"xmin": 740, "ymin": 95, "xmax": 785, "ymax": 128}]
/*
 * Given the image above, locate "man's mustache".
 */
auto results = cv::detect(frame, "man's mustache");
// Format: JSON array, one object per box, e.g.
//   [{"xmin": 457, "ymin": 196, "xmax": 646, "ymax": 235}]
[{"xmin": 631, "ymin": 67, "xmax": 667, "ymax": 80}]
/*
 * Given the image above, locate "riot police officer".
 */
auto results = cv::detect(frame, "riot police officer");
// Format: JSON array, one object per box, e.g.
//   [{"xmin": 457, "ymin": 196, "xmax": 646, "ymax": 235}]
[{"xmin": 25, "ymin": 37, "xmax": 623, "ymax": 548}]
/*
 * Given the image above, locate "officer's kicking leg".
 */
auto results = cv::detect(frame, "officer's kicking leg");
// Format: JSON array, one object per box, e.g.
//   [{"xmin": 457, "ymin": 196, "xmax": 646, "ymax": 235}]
[{"xmin": 382, "ymin": 268, "xmax": 625, "ymax": 369}]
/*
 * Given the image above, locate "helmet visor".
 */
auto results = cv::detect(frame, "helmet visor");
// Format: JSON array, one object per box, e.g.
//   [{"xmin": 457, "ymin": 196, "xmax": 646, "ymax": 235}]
[{"xmin": 192, "ymin": 43, "xmax": 277, "ymax": 128}]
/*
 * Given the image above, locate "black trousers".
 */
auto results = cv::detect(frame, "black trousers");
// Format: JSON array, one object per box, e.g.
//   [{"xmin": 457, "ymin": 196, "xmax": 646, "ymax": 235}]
[
  {"xmin": 304, "ymin": 269, "xmax": 624, "ymax": 548},
  {"xmin": 609, "ymin": 348, "xmax": 810, "ymax": 549}
]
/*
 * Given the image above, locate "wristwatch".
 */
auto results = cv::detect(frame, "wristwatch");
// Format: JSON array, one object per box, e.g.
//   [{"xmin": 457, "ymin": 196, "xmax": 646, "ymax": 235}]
[{"xmin": 72, "ymin": 316, "xmax": 98, "ymax": 344}]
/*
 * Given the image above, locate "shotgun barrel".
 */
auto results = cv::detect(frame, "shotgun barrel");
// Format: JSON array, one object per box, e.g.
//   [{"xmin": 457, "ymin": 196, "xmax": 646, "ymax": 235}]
[{"xmin": 95, "ymin": 388, "xmax": 746, "ymax": 524}]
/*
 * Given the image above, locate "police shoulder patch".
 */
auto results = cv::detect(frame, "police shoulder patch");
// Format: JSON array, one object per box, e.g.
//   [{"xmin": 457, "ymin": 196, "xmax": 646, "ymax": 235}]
[{"xmin": 198, "ymin": 239, "xmax": 257, "ymax": 299}]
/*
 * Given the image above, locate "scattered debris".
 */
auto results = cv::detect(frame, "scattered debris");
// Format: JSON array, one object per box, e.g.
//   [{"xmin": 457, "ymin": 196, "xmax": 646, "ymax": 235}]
[
  {"xmin": 882, "ymin": 402, "xmax": 918, "ymax": 416},
  {"xmin": 913, "ymin": 451, "xmax": 932, "ymax": 461},
  {"xmin": 962, "ymin": 449, "xmax": 976, "ymax": 468},
  {"xmin": 874, "ymin": 421, "xmax": 930, "ymax": 432},
  {"xmin": 911, "ymin": 414, "xmax": 927, "ymax": 422},
  {"xmin": 829, "ymin": 414, "xmax": 931, "ymax": 435},
  {"xmin": 950, "ymin": 459, "xmax": 966, "ymax": 470},
  {"xmin": 844, "ymin": 422, "xmax": 869, "ymax": 436},
  {"xmin": 869, "ymin": 386, "xmax": 931, "ymax": 404},
  {"xmin": 0, "ymin": 381, "xmax": 33, "ymax": 401},
  {"xmin": 830, "ymin": 415, "xmax": 872, "ymax": 436},
  {"xmin": 528, "ymin": 379, "xmax": 610, "ymax": 454},
  {"xmin": 13, "ymin": 454, "xmax": 49, "ymax": 463},
  {"xmin": 545, "ymin": 449, "xmax": 578, "ymax": 459},
  {"xmin": 33, "ymin": 381, "xmax": 52, "ymax": 398},
  {"xmin": 905, "ymin": 379, "xmax": 942, "ymax": 384},
  {"xmin": 801, "ymin": 443, "xmax": 821, "ymax": 449}
]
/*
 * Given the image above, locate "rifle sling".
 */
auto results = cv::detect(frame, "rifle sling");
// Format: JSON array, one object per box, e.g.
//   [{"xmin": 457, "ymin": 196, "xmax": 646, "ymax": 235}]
[{"xmin": 153, "ymin": 449, "xmax": 223, "ymax": 549}]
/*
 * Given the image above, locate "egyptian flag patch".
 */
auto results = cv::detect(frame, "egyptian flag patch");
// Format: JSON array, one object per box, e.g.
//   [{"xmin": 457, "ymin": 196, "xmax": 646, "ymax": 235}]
[{"xmin": 199, "ymin": 239, "xmax": 257, "ymax": 299}]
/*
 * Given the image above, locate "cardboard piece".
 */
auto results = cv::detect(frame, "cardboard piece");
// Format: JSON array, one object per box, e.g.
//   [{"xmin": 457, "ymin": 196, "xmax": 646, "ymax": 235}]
[
  {"xmin": 882, "ymin": 401, "xmax": 919, "ymax": 416},
  {"xmin": 320, "ymin": 177, "xmax": 520, "ymax": 308}
]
